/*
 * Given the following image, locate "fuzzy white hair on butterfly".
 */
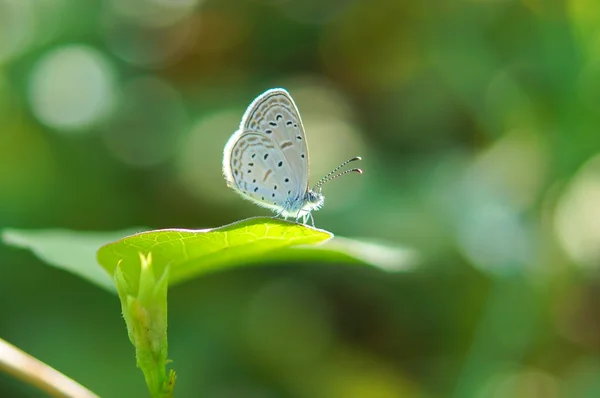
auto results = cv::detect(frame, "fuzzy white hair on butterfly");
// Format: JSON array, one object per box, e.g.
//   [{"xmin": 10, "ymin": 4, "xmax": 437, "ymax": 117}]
[{"xmin": 223, "ymin": 88, "xmax": 362, "ymax": 226}]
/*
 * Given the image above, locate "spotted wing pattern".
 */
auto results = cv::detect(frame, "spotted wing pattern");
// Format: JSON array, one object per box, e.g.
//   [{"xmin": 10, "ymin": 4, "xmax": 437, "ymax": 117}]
[
  {"xmin": 240, "ymin": 88, "xmax": 309, "ymax": 192},
  {"xmin": 224, "ymin": 132, "xmax": 303, "ymax": 212}
]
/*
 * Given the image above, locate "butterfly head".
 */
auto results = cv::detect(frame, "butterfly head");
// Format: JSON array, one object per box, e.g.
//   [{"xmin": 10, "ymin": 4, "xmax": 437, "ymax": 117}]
[{"xmin": 305, "ymin": 189, "xmax": 325, "ymax": 209}]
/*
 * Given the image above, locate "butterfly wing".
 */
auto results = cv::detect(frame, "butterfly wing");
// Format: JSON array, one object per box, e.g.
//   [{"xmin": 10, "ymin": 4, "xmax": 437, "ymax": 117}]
[
  {"xmin": 223, "ymin": 132, "xmax": 302, "ymax": 212},
  {"xmin": 240, "ymin": 88, "xmax": 310, "ymax": 193}
]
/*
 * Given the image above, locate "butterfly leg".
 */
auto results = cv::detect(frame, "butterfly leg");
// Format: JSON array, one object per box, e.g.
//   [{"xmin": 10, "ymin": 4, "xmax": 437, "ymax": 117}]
[
  {"xmin": 301, "ymin": 213, "xmax": 313, "ymax": 226},
  {"xmin": 306, "ymin": 212, "xmax": 315, "ymax": 227}
]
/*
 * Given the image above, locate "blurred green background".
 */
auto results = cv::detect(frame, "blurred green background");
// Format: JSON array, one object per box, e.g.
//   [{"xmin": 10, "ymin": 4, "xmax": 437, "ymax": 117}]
[{"xmin": 2, "ymin": 0, "xmax": 600, "ymax": 396}]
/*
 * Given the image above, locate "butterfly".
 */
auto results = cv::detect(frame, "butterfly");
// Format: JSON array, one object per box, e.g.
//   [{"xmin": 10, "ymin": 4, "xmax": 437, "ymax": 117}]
[{"xmin": 223, "ymin": 88, "xmax": 362, "ymax": 226}]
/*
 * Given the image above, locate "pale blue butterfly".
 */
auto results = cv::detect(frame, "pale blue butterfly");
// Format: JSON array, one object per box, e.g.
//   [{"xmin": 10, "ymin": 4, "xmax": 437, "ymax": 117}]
[{"xmin": 223, "ymin": 88, "xmax": 362, "ymax": 226}]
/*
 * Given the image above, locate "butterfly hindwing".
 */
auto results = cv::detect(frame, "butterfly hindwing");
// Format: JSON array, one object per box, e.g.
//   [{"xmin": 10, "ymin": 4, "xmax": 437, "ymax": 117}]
[{"xmin": 226, "ymin": 132, "xmax": 302, "ymax": 212}]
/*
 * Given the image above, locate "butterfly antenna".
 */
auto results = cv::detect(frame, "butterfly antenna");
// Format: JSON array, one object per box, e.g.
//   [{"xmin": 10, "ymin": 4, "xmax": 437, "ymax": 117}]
[{"xmin": 313, "ymin": 156, "xmax": 362, "ymax": 191}]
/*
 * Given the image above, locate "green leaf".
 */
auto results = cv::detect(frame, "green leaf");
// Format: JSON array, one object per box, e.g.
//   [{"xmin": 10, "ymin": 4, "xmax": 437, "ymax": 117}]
[
  {"xmin": 277, "ymin": 236, "xmax": 417, "ymax": 272},
  {"xmin": 97, "ymin": 217, "xmax": 333, "ymax": 289},
  {"xmin": 2, "ymin": 218, "xmax": 417, "ymax": 294},
  {"xmin": 2, "ymin": 228, "xmax": 143, "ymax": 292}
]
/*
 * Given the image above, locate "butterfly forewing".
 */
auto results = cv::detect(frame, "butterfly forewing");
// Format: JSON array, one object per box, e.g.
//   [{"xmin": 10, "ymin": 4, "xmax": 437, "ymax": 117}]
[
  {"xmin": 227, "ymin": 132, "xmax": 302, "ymax": 211},
  {"xmin": 240, "ymin": 89, "xmax": 310, "ymax": 192}
]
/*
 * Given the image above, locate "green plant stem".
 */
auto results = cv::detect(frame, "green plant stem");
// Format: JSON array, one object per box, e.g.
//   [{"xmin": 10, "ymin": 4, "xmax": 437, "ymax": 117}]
[
  {"xmin": 114, "ymin": 254, "xmax": 175, "ymax": 398},
  {"xmin": 0, "ymin": 337, "xmax": 99, "ymax": 398}
]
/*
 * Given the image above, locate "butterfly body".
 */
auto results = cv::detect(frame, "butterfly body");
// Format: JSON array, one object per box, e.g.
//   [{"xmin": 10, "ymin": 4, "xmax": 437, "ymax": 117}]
[
  {"xmin": 281, "ymin": 189, "xmax": 324, "ymax": 219},
  {"xmin": 223, "ymin": 88, "xmax": 360, "ymax": 225}
]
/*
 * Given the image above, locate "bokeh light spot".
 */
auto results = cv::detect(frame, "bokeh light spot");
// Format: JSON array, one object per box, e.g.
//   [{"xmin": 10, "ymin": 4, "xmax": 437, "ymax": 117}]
[
  {"xmin": 28, "ymin": 45, "xmax": 116, "ymax": 132},
  {"xmin": 283, "ymin": 80, "xmax": 368, "ymax": 214},
  {"xmin": 555, "ymin": 154, "xmax": 600, "ymax": 268},
  {"xmin": 455, "ymin": 130, "xmax": 546, "ymax": 274},
  {"xmin": 108, "ymin": 0, "xmax": 202, "ymax": 28},
  {"xmin": 100, "ymin": 9, "xmax": 196, "ymax": 68},
  {"xmin": 176, "ymin": 110, "xmax": 241, "ymax": 206},
  {"xmin": 477, "ymin": 368, "xmax": 560, "ymax": 398},
  {"xmin": 102, "ymin": 76, "xmax": 187, "ymax": 167}
]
